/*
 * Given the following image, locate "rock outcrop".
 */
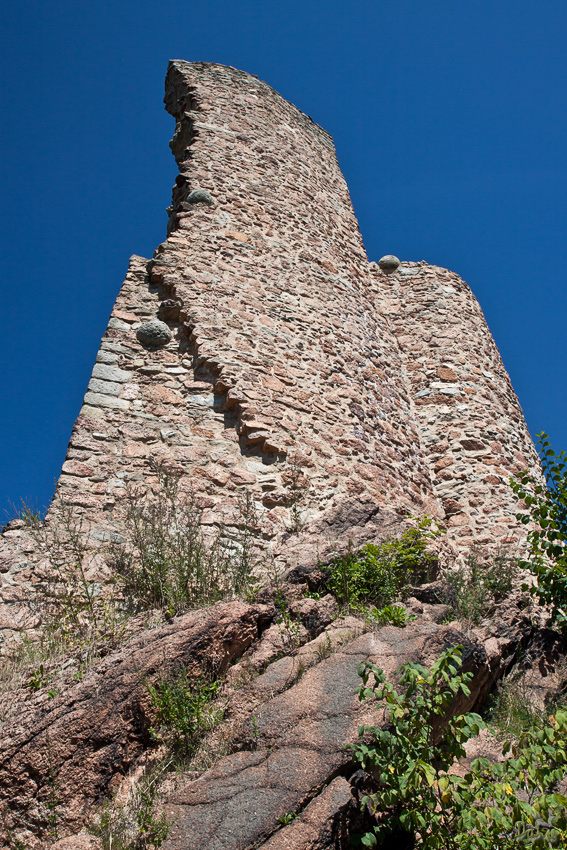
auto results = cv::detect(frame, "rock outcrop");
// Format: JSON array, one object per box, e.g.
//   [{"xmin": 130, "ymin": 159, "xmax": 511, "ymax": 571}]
[
  {"xmin": 0, "ymin": 602, "xmax": 272, "ymax": 844},
  {"xmin": 1, "ymin": 591, "xmax": 526, "ymax": 849}
]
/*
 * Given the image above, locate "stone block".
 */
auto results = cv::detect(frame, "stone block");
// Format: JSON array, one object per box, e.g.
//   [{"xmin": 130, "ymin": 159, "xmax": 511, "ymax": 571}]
[
  {"xmin": 92, "ymin": 363, "xmax": 132, "ymax": 383},
  {"xmin": 83, "ymin": 392, "xmax": 130, "ymax": 410}
]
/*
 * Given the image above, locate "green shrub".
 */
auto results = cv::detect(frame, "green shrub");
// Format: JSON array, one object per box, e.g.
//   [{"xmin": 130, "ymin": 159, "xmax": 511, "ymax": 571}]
[
  {"xmin": 511, "ymin": 433, "xmax": 567, "ymax": 629},
  {"xmin": 326, "ymin": 516, "xmax": 439, "ymax": 609},
  {"xmin": 350, "ymin": 646, "xmax": 567, "ymax": 849},
  {"xmin": 368, "ymin": 604, "xmax": 416, "ymax": 628},
  {"xmin": 147, "ymin": 668, "xmax": 222, "ymax": 758}
]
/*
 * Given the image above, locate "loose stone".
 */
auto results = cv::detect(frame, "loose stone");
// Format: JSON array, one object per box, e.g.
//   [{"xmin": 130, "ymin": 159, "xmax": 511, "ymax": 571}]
[
  {"xmin": 136, "ymin": 320, "xmax": 173, "ymax": 347},
  {"xmin": 378, "ymin": 255, "xmax": 401, "ymax": 271}
]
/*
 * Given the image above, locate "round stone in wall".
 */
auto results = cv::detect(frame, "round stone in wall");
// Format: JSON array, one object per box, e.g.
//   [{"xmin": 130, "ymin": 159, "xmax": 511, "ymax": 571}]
[
  {"xmin": 378, "ymin": 255, "xmax": 400, "ymax": 272},
  {"xmin": 136, "ymin": 320, "xmax": 173, "ymax": 347},
  {"xmin": 187, "ymin": 189, "xmax": 214, "ymax": 205}
]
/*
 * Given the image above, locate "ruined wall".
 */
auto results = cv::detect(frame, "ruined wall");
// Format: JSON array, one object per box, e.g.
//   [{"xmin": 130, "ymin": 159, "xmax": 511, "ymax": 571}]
[
  {"xmin": 371, "ymin": 260, "xmax": 540, "ymax": 550},
  {"xmin": 54, "ymin": 60, "xmax": 437, "ymax": 536},
  {"xmin": 0, "ymin": 61, "xmax": 538, "ymax": 644}
]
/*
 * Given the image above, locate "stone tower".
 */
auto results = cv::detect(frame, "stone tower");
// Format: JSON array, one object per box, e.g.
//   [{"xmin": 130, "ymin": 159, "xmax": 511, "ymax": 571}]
[{"xmin": 0, "ymin": 61, "xmax": 539, "ymax": 642}]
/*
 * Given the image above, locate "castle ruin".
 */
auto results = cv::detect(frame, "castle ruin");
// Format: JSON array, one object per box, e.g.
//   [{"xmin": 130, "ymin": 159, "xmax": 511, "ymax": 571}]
[{"xmin": 0, "ymin": 61, "xmax": 539, "ymax": 643}]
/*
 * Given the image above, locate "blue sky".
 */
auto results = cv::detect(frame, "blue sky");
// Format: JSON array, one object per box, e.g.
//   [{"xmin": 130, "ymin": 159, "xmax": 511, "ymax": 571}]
[{"xmin": 1, "ymin": 0, "xmax": 566, "ymax": 518}]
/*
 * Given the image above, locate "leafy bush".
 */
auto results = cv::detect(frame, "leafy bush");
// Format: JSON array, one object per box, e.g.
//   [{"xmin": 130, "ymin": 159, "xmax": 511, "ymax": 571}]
[
  {"xmin": 351, "ymin": 647, "xmax": 567, "ymax": 849},
  {"xmin": 326, "ymin": 516, "xmax": 439, "ymax": 610},
  {"xmin": 147, "ymin": 667, "xmax": 222, "ymax": 757},
  {"xmin": 111, "ymin": 462, "xmax": 259, "ymax": 613},
  {"xmin": 445, "ymin": 548, "xmax": 519, "ymax": 625},
  {"xmin": 511, "ymin": 433, "xmax": 567, "ymax": 628},
  {"xmin": 368, "ymin": 604, "xmax": 416, "ymax": 629}
]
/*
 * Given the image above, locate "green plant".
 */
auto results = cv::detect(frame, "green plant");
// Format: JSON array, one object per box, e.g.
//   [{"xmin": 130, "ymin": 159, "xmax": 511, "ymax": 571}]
[
  {"xmin": 112, "ymin": 462, "xmax": 259, "ymax": 613},
  {"xmin": 486, "ymin": 675, "xmax": 547, "ymax": 741},
  {"xmin": 27, "ymin": 663, "xmax": 48, "ymax": 692},
  {"xmin": 268, "ymin": 560, "xmax": 303, "ymax": 648},
  {"xmin": 91, "ymin": 763, "xmax": 170, "ymax": 850},
  {"xmin": 368, "ymin": 604, "xmax": 416, "ymax": 628},
  {"xmin": 351, "ymin": 646, "xmax": 567, "ymax": 849},
  {"xmin": 278, "ymin": 812, "xmax": 298, "ymax": 825},
  {"xmin": 8, "ymin": 498, "xmax": 43, "ymax": 527},
  {"xmin": 147, "ymin": 667, "xmax": 223, "ymax": 758},
  {"xmin": 28, "ymin": 494, "xmax": 123, "ymax": 644},
  {"xmin": 283, "ymin": 455, "xmax": 309, "ymax": 533},
  {"xmin": 327, "ymin": 516, "xmax": 439, "ymax": 610},
  {"xmin": 445, "ymin": 548, "xmax": 519, "ymax": 625},
  {"xmin": 315, "ymin": 631, "xmax": 334, "ymax": 662},
  {"xmin": 350, "ymin": 646, "xmax": 482, "ymax": 848},
  {"xmin": 511, "ymin": 433, "xmax": 567, "ymax": 629}
]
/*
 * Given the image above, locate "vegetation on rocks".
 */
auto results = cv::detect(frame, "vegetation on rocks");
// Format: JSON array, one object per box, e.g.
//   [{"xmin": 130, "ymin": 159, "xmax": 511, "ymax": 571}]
[
  {"xmin": 6, "ymin": 458, "xmax": 567, "ymax": 849},
  {"xmin": 352, "ymin": 647, "xmax": 567, "ymax": 849},
  {"xmin": 444, "ymin": 547, "xmax": 520, "ymax": 625},
  {"xmin": 91, "ymin": 765, "xmax": 171, "ymax": 850},
  {"xmin": 111, "ymin": 463, "xmax": 260, "ymax": 614},
  {"xmin": 147, "ymin": 668, "xmax": 223, "ymax": 758},
  {"xmin": 511, "ymin": 432, "xmax": 567, "ymax": 629},
  {"xmin": 326, "ymin": 515, "xmax": 439, "ymax": 612}
]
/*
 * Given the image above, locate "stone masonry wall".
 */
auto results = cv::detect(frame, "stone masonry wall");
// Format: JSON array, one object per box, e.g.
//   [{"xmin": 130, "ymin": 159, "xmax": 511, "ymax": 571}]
[
  {"xmin": 0, "ymin": 61, "xmax": 538, "ymax": 645},
  {"xmin": 53, "ymin": 60, "xmax": 437, "ymax": 535},
  {"xmin": 372, "ymin": 260, "xmax": 541, "ymax": 551}
]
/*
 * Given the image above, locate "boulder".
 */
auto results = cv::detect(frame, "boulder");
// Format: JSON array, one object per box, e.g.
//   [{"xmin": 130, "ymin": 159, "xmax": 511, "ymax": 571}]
[
  {"xmin": 163, "ymin": 621, "xmax": 505, "ymax": 850},
  {"xmin": 0, "ymin": 601, "xmax": 273, "ymax": 847}
]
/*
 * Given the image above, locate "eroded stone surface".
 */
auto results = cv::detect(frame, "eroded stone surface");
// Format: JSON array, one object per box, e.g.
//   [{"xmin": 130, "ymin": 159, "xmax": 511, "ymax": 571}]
[
  {"xmin": 0, "ymin": 602, "xmax": 273, "ymax": 847},
  {"xmin": 258, "ymin": 777, "xmax": 357, "ymax": 850},
  {"xmin": 163, "ymin": 621, "xmax": 505, "ymax": 850}
]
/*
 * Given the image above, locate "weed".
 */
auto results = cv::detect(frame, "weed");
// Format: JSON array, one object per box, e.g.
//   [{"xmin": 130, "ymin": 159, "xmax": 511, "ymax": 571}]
[
  {"xmin": 367, "ymin": 604, "xmax": 416, "ymax": 628},
  {"xmin": 315, "ymin": 632, "xmax": 334, "ymax": 662},
  {"xmin": 27, "ymin": 494, "xmax": 123, "ymax": 644},
  {"xmin": 90, "ymin": 761, "xmax": 171, "ymax": 850},
  {"xmin": 27, "ymin": 663, "xmax": 48, "ymax": 692},
  {"xmin": 111, "ymin": 462, "xmax": 259, "ymax": 613},
  {"xmin": 284, "ymin": 457, "xmax": 308, "ymax": 533},
  {"xmin": 485, "ymin": 675, "xmax": 548, "ymax": 740},
  {"xmin": 445, "ymin": 548, "xmax": 520, "ymax": 625},
  {"xmin": 147, "ymin": 667, "xmax": 223, "ymax": 759},
  {"xmin": 267, "ymin": 560, "xmax": 303, "ymax": 649},
  {"xmin": 8, "ymin": 498, "xmax": 43, "ymax": 527},
  {"xmin": 278, "ymin": 812, "xmax": 299, "ymax": 825},
  {"xmin": 326, "ymin": 516, "xmax": 439, "ymax": 610}
]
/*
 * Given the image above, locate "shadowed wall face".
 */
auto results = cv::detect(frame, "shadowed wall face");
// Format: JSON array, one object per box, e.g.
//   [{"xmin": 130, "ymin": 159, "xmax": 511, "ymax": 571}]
[{"xmin": 373, "ymin": 261, "xmax": 541, "ymax": 550}]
